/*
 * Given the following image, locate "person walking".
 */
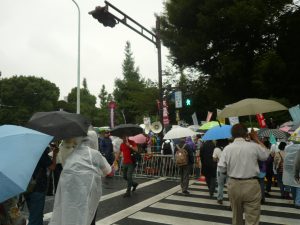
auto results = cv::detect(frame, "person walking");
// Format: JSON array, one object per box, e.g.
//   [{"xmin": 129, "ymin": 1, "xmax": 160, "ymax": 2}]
[
  {"xmin": 213, "ymin": 139, "xmax": 229, "ymax": 204},
  {"xmin": 100, "ymin": 130, "xmax": 115, "ymax": 166},
  {"xmin": 174, "ymin": 137, "xmax": 194, "ymax": 195},
  {"xmin": 25, "ymin": 145, "xmax": 58, "ymax": 225},
  {"xmin": 115, "ymin": 136, "xmax": 139, "ymax": 198},
  {"xmin": 274, "ymin": 142, "xmax": 288, "ymax": 198},
  {"xmin": 200, "ymin": 140, "xmax": 217, "ymax": 197},
  {"xmin": 218, "ymin": 124, "xmax": 270, "ymax": 225},
  {"xmin": 282, "ymin": 139, "xmax": 300, "ymax": 209},
  {"xmin": 49, "ymin": 128, "xmax": 111, "ymax": 225}
]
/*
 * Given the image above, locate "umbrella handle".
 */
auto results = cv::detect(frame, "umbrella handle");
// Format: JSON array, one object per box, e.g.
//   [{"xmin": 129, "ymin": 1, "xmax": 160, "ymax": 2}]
[{"xmin": 249, "ymin": 115, "xmax": 252, "ymax": 128}]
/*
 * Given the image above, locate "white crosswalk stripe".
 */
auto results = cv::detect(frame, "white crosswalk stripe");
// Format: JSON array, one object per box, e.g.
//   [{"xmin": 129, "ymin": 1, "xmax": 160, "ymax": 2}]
[{"xmin": 109, "ymin": 180, "xmax": 299, "ymax": 225}]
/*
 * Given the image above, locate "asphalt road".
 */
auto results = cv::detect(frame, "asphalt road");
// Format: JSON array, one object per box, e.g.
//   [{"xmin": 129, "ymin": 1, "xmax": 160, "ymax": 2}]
[{"xmin": 22, "ymin": 176, "xmax": 299, "ymax": 225}]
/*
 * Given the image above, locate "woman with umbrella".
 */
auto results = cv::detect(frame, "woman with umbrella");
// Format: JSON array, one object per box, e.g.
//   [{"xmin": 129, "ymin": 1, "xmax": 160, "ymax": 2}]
[{"xmin": 49, "ymin": 128, "xmax": 111, "ymax": 225}]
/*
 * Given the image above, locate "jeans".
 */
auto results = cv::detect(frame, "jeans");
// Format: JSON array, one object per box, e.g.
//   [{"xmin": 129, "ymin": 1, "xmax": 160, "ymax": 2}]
[
  {"xmin": 179, "ymin": 165, "xmax": 190, "ymax": 192},
  {"xmin": 276, "ymin": 173, "xmax": 285, "ymax": 197},
  {"xmin": 195, "ymin": 167, "xmax": 201, "ymax": 179},
  {"xmin": 217, "ymin": 171, "xmax": 227, "ymax": 200},
  {"xmin": 122, "ymin": 163, "xmax": 137, "ymax": 191},
  {"xmin": 25, "ymin": 192, "xmax": 46, "ymax": 225},
  {"xmin": 290, "ymin": 186, "xmax": 300, "ymax": 206},
  {"xmin": 259, "ymin": 178, "xmax": 265, "ymax": 200}
]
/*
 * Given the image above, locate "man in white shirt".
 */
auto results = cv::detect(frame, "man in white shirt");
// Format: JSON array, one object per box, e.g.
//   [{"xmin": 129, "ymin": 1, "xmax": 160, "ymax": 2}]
[{"xmin": 218, "ymin": 124, "xmax": 270, "ymax": 225}]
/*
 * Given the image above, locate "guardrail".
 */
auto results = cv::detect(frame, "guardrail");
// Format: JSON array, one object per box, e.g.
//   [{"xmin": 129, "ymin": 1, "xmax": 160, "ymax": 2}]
[{"xmin": 114, "ymin": 153, "xmax": 200, "ymax": 179}]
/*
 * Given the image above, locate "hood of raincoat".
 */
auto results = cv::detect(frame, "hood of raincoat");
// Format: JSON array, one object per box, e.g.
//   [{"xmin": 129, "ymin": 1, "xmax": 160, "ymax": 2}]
[{"xmin": 49, "ymin": 129, "xmax": 111, "ymax": 225}]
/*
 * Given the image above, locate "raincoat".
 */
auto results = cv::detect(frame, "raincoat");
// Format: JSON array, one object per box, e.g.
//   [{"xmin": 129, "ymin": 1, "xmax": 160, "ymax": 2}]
[
  {"xmin": 282, "ymin": 143, "xmax": 300, "ymax": 187},
  {"xmin": 49, "ymin": 129, "xmax": 111, "ymax": 225}
]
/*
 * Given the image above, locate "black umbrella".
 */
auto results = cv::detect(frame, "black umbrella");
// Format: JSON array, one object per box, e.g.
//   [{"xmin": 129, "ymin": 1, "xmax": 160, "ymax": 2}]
[
  {"xmin": 258, "ymin": 128, "xmax": 290, "ymax": 140},
  {"xmin": 110, "ymin": 124, "xmax": 143, "ymax": 138},
  {"xmin": 26, "ymin": 111, "xmax": 90, "ymax": 141}
]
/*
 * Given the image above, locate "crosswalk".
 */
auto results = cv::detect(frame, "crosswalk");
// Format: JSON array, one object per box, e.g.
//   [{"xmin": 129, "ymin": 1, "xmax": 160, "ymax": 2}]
[{"xmin": 103, "ymin": 180, "xmax": 299, "ymax": 225}]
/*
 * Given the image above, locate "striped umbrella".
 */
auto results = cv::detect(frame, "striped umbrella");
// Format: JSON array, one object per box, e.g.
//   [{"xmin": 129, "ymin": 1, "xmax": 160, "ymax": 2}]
[{"xmin": 258, "ymin": 128, "xmax": 290, "ymax": 140}]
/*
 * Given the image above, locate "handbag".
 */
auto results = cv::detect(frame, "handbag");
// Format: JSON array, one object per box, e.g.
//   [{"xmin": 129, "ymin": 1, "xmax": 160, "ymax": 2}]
[{"xmin": 130, "ymin": 150, "xmax": 141, "ymax": 164}]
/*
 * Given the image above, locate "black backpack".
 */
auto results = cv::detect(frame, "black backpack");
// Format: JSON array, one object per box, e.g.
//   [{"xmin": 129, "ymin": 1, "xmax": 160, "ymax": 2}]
[{"xmin": 162, "ymin": 141, "xmax": 172, "ymax": 155}]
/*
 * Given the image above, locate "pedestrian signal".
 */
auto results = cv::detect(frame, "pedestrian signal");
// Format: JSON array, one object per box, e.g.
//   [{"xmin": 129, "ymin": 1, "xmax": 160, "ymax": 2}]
[{"xmin": 186, "ymin": 99, "xmax": 191, "ymax": 106}]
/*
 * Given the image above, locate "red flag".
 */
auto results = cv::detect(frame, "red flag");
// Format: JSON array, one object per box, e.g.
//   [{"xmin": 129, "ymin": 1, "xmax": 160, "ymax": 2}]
[{"xmin": 256, "ymin": 113, "xmax": 267, "ymax": 128}]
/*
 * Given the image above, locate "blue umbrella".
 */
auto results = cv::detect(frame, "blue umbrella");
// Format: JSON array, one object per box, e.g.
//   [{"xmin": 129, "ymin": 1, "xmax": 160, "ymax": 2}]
[
  {"xmin": 0, "ymin": 125, "xmax": 53, "ymax": 203},
  {"xmin": 202, "ymin": 125, "xmax": 232, "ymax": 141}
]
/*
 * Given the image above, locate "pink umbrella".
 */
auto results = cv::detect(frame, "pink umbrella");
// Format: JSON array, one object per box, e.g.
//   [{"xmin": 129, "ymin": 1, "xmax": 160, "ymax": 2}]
[
  {"xmin": 129, "ymin": 133, "xmax": 147, "ymax": 144},
  {"xmin": 279, "ymin": 126, "xmax": 293, "ymax": 134}
]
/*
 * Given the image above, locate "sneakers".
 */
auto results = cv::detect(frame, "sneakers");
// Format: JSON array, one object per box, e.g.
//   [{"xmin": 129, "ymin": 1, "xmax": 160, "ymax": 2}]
[
  {"xmin": 132, "ymin": 183, "xmax": 138, "ymax": 192},
  {"xmin": 265, "ymin": 192, "xmax": 271, "ymax": 197},
  {"xmin": 217, "ymin": 199, "xmax": 223, "ymax": 205},
  {"xmin": 123, "ymin": 190, "xmax": 131, "ymax": 198},
  {"xmin": 182, "ymin": 190, "xmax": 190, "ymax": 195}
]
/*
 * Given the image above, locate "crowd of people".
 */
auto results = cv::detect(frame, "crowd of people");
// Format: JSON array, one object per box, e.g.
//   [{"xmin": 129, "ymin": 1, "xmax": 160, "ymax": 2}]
[{"xmin": 1, "ymin": 122, "xmax": 300, "ymax": 225}]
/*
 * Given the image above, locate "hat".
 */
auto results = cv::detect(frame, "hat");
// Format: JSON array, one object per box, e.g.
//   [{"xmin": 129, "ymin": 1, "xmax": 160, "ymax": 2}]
[{"xmin": 288, "ymin": 126, "xmax": 300, "ymax": 143}]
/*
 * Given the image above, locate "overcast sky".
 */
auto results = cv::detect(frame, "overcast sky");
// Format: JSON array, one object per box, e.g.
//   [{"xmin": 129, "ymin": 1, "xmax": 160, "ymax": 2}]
[{"xmin": 0, "ymin": 0, "xmax": 169, "ymax": 103}]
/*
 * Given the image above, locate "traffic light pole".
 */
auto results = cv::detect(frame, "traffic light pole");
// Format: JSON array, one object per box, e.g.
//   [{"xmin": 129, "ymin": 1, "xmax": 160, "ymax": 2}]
[{"xmin": 90, "ymin": 1, "xmax": 164, "ymax": 133}]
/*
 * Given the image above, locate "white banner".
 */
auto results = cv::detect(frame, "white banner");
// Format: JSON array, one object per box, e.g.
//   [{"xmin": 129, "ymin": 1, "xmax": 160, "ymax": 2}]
[
  {"xmin": 192, "ymin": 112, "xmax": 199, "ymax": 125},
  {"xmin": 229, "ymin": 117, "xmax": 239, "ymax": 125},
  {"xmin": 174, "ymin": 91, "xmax": 182, "ymax": 108}
]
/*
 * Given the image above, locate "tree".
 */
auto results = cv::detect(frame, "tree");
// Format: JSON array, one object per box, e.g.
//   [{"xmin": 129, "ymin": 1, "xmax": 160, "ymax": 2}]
[
  {"xmin": 0, "ymin": 75, "xmax": 59, "ymax": 125},
  {"xmin": 160, "ymin": 0, "xmax": 298, "ymax": 108},
  {"xmin": 113, "ymin": 41, "xmax": 158, "ymax": 124},
  {"xmin": 67, "ymin": 79, "xmax": 99, "ymax": 125},
  {"xmin": 97, "ymin": 84, "xmax": 113, "ymax": 126}
]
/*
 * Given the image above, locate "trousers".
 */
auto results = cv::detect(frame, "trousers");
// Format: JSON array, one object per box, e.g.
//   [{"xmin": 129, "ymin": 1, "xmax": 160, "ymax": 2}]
[{"xmin": 227, "ymin": 178, "xmax": 261, "ymax": 225}]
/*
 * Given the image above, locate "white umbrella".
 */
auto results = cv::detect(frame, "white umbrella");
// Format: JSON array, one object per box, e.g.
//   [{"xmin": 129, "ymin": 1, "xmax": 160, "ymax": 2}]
[
  {"xmin": 163, "ymin": 127, "xmax": 197, "ymax": 139},
  {"xmin": 218, "ymin": 98, "xmax": 287, "ymax": 118},
  {"xmin": 247, "ymin": 127, "xmax": 260, "ymax": 132}
]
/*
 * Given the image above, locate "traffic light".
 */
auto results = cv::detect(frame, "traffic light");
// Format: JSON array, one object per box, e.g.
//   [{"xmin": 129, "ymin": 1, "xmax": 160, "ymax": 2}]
[
  {"xmin": 89, "ymin": 6, "xmax": 117, "ymax": 28},
  {"xmin": 186, "ymin": 98, "xmax": 191, "ymax": 106}
]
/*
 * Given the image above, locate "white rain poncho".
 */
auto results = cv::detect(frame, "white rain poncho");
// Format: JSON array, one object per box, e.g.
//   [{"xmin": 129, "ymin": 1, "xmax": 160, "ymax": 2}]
[
  {"xmin": 282, "ymin": 143, "xmax": 300, "ymax": 187},
  {"xmin": 49, "ymin": 129, "xmax": 111, "ymax": 225}
]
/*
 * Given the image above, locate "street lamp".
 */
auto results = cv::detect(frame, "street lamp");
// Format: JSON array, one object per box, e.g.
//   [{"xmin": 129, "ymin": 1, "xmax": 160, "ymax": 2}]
[
  {"xmin": 71, "ymin": 0, "xmax": 81, "ymax": 114},
  {"xmin": 89, "ymin": 1, "xmax": 164, "ymax": 133}
]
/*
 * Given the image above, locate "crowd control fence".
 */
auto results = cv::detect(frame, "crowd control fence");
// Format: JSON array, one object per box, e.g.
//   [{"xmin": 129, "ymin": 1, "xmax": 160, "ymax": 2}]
[{"xmin": 114, "ymin": 153, "xmax": 200, "ymax": 179}]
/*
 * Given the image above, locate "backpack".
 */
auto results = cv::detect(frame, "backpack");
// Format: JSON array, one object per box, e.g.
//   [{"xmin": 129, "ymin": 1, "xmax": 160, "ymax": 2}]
[
  {"xmin": 175, "ymin": 144, "xmax": 188, "ymax": 166},
  {"xmin": 162, "ymin": 141, "xmax": 172, "ymax": 155},
  {"xmin": 277, "ymin": 152, "xmax": 284, "ymax": 174}
]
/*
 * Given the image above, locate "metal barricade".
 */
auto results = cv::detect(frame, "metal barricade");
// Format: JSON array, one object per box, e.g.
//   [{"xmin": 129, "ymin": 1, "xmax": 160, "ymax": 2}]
[{"xmin": 115, "ymin": 153, "xmax": 199, "ymax": 179}]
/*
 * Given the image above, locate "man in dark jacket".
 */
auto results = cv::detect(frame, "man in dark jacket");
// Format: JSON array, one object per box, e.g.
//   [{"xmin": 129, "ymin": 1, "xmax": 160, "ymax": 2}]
[
  {"xmin": 175, "ymin": 137, "xmax": 194, "ymax": 195},
  {"xmin": 25, "ymin": 145, "xmax": 58, "ymax": 225},
  {"xmin": 100, "ymin": 130, "xmax": 114, "ymax": 165},
  {"xmin": 200, "ymin": 140, "xmax": 217, "ymax": 197}
]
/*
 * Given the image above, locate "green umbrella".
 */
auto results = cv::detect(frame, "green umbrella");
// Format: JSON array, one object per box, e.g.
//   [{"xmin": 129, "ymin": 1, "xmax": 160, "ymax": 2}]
[{"xmin": 199, "ymin": 121, "xmax": 224, "ymax": 130}]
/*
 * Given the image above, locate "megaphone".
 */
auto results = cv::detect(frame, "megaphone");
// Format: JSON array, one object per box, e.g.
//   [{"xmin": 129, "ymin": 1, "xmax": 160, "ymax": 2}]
[{"xmin": 150, "ymin": 121, "xmax": 163, "ymax": 134}]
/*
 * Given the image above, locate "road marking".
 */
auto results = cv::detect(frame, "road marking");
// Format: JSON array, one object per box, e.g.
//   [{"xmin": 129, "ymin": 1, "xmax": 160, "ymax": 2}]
[
  {"xmin": 166, "ymin": 195, "xmax": 299, "ymax": 214},
  {"xmin": 43, "ymin": 177, "xmax": 167, "ymax": 221},
  {"xmin": 95, "ymin": 180, "xmax": 196, "ymax": 225},
  {"xmin": 150, "ymin": 201, "xmax": 300, "ymax": 225},
  {"xmin": 129, "ymin": 211, "xmax": 227, "ymax": 225}
]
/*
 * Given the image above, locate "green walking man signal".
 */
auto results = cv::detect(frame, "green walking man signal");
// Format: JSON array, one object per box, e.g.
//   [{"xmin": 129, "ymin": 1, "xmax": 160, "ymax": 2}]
[{"xmin": 186, "ymin": 99, "xmax": 191, "ymax": 106}]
